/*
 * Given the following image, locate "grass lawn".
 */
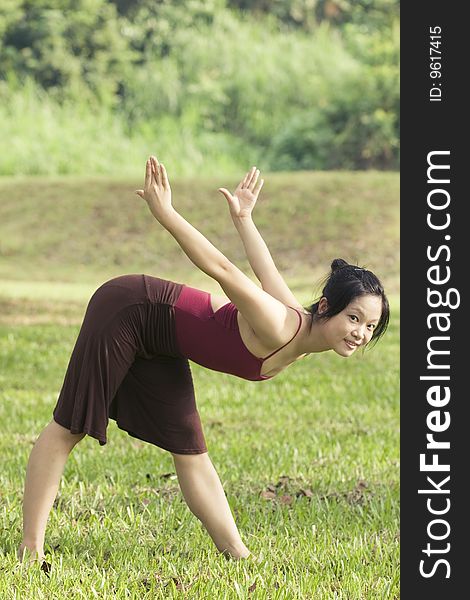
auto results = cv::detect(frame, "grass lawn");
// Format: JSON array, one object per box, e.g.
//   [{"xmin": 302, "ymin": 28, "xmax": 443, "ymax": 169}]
[{"xmin": 0, "ymin": 172, "xmax": 399, "ymax": 598}]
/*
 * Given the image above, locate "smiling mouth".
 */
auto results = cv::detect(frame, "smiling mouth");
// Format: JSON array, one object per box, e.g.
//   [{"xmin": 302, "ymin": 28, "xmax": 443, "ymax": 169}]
[{"xmin": 345, "ymin": 340, "xmax": 359, "ymax": 349}]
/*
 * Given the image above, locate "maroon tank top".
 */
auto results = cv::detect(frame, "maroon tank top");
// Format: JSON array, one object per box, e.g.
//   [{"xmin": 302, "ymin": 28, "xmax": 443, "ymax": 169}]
[{"xmin": 173, "ymin": 285, "xmax": 303, "ymax": 381}]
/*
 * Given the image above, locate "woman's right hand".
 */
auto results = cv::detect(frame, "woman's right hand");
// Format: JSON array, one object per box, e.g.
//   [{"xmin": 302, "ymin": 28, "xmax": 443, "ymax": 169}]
[
  {"xmin": 135, "ymin": 156, "xmax": 174, "ymax": 222},
  {"xmin": 218, "ymin": 167, "xmax": 264, "ymax": 220}
]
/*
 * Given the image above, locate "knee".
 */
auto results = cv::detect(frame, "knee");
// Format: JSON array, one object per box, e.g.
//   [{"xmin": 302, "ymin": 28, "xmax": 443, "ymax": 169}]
[
  {"xmin": 47, "ymin": 419, "xmax": 86, "ymax": 447},
  {"xmin": 171, "ymin": 451, "xmax": 210, "ymax": 468}
]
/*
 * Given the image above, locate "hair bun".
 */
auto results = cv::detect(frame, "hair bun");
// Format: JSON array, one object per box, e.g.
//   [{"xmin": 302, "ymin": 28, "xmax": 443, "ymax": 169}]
[{"xmin": 331, "ymin": 258, "xmax": 349, "ymax": 272}]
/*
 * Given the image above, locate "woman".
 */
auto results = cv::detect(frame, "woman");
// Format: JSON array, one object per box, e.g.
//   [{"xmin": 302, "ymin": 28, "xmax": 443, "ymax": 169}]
[{"xmin": 17, "ymin": 156, "xmax": 389, "ymax": 566}]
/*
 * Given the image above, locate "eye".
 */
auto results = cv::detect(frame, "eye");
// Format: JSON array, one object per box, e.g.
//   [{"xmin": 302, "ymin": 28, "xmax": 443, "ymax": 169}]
[
  {"xmin": 349, "ymin": 315, "xmax": 358, "ymax": 322},
  {"xmin": 367, "ymin": 323, "xmax": 377, "ymax": 330}
]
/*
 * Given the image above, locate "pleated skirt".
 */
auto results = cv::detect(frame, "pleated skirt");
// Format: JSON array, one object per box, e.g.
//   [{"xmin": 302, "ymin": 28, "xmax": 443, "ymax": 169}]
[{"xmin": 52, "ymin": 274, "xmax": 207, "ymax": 454}]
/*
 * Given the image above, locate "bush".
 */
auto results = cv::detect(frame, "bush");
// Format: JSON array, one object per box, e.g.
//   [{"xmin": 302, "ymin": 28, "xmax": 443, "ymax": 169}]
[
  {"xmin": 0, "ymin": 1, "xmax": 399, "ymax": 175},
  {"xmin": 266, "ymin": 20, "xmax": 399, "ymax": 170}
]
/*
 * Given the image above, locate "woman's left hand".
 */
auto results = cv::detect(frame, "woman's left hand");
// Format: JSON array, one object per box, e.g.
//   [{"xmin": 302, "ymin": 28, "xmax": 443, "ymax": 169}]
[
  {"xmin": 218, "ymin": 167, "xmax": 264, "ymax": 220},
  {"xmin": 135, "ymin": 156, "xmax": 173, "ymax": 221}
]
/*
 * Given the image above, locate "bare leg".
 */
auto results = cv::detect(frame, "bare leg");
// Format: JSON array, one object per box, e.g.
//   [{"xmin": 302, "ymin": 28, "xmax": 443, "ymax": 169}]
[
  {"xmin": 17, "ymin": 419, "xmax": 86, "ymax": 563},
  {"xmin": 171, "ymin": 452, "xmax": 251, "ymax": 559}
]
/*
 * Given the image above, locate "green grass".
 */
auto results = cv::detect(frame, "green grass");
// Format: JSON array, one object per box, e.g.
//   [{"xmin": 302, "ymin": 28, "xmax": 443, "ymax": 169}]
[
  {"xmin": 0, "ymin": 306, "xmax": 399, "ymax": 598},
  {"xmin": 0, "ymin": 171, "xmax": 399, "ymax": 598}
]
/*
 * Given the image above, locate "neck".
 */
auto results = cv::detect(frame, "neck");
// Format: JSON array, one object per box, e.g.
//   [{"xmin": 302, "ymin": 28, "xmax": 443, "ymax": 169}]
[{"xmin": 293, "ymin": 313, "xmax": 331, "ymax": 355}]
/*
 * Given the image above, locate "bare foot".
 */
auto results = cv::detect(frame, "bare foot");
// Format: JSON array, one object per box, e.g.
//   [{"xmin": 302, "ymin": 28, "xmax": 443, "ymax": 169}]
[
  {"xmin": 17, "ymin": 544, "xmax": 46, "ymax": 565},
  {"xmin": 244, "ymin": 552, "xmax": 263, "ymax": 564},
  {"xmin": 222, "ymin": 546, "xmax": 262, "ymax": 562}
]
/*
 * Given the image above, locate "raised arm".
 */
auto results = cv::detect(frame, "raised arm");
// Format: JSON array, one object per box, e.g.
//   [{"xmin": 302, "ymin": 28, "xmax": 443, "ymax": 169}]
[
  {"xmin": 218, "ymin": 168, "xmax": 304, "ymax": 311},
  {"xmin": 135, "ymin": 156, "xmax": 291, "ymax": 346},
  {"xmin": 136, "ymin": 157, "xmax": 228, "ymax": 281}
]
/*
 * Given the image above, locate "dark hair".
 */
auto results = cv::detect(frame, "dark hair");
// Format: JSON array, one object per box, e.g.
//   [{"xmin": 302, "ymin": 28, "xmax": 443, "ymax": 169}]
[{"xmin": 305, "ymin": 258, "xmax": 390, "ymax": 347}]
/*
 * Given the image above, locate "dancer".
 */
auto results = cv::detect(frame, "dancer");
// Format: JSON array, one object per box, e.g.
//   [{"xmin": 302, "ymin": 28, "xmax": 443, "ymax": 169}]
[{"xmin": 17, "ymin": 156, "xmax": 389, "ymax": 566}]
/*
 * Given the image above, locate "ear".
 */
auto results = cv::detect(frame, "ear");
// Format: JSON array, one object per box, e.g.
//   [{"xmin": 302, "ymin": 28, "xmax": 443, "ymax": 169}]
[{"xmin": 317, "ymin": 297, "xmax": 329, "ymax": 315}]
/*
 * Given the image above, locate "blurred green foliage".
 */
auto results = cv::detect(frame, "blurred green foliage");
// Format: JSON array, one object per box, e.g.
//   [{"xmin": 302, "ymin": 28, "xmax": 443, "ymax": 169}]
[
  {"xmin": 227, "ymin": 0, "xmax": 398, "ymax": 31},
  {"xmin": 0, "ymin": 0, "xmax": 399, "ymax": 175}
]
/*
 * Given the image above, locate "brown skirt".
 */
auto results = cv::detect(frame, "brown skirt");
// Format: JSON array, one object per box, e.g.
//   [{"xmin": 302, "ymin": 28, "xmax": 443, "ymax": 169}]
[{"xmin": 52, "ymin": 274, "xmax": 207, "ymax": 454}]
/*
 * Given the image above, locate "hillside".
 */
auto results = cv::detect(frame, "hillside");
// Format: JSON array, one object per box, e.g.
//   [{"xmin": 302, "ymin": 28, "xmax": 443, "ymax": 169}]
[{"xmin": 0, "ymin": 171, "xmax": 399, "ymax": 311}]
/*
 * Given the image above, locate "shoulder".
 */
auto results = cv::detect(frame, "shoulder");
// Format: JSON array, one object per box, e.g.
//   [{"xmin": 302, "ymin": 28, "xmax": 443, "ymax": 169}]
[
  {"xmin": 215, "ymin": 265, "xmax": 291, "ymax": 346},
  {"xmin": 238, "ymin": 302, "xmax": 306, "ymax": 354}
]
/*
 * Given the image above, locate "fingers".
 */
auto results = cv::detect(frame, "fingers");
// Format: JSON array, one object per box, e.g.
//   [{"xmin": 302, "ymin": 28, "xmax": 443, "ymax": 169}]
[
  {"xmin": 148, "ymin": 156, "xmax": 170, "ymax": 189},
  {"xmin": 150, "ymin": 156, "xmax": 161, "ymax": 186},
  {"xmin": 144, "ymin": 159, "xmax": 152, "ymax": 189},
  {"xmin": 241, "ymin": 166, "xmax": 255, "ymax": 188},
  {"xmin": 135, "ymin": 189, "xmax": 144, "ymax": 199},
  {"xmin": 249, "ymin": 168, "xmax": 260, "ymax": 191},
  {"xmin": 253, "ymin": 178, "xmax": 264, "ymax": 196},
  {"xmin": 244, "ymin": 166, "xmax": 260, "ymax": 191},
  {"xmin": 242, "ymin": 166, "xmax": 256, "ymax": 188},
  {"xmin": 160, "ymin": 163, "xmax": 170, "ymax": 189}
]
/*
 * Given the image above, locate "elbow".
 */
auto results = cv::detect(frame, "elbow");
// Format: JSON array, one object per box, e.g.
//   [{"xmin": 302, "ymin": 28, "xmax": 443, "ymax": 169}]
[
  {"xmin": 213, "ymin": 258, "xmax": 235, "ymax": 284},
  {"xmin": 216, "ymin": 258, "xmax": 234, "ymax": 277}
]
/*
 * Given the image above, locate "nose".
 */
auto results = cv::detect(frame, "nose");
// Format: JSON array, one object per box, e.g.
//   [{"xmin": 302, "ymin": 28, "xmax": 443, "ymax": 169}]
[{"xmin": 351, "ymin": 325, "xmax": 366, "ymax": 341}]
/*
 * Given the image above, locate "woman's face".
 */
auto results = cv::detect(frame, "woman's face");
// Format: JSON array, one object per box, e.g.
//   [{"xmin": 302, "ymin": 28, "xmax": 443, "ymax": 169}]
[{"xmin": 319, "ymin": 294, "xmax": 383, "ymax": 356}]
